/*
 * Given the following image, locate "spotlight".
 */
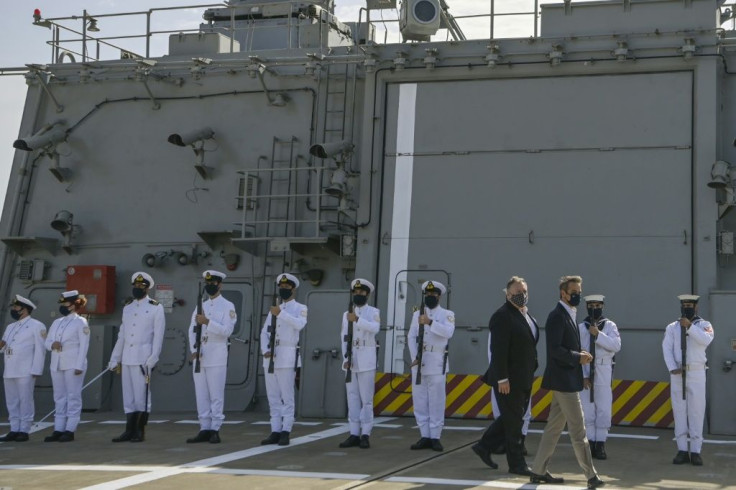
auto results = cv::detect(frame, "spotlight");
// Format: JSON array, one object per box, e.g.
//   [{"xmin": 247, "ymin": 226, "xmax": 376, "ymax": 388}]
[
  {"xmin": 167, "ymin": 127, "xmax": 214, "ymax": 147},
  {"xmin": 174, "ymin": 251, "xmax": 190, "ymax": 266},
  {"xmin": 50, "ymin": 210, "xmax": 74, "ymax": 233},
  {"xmin": 709, "ymin": 160, "xmax": 732, "ymax": 189},
  {"xmin": 13, "ymin": 122, "xmax": 67, "ymax": 152},
  {"xmin": 309, "ymin": 140, "xmax": 354, "ymax": 160}
]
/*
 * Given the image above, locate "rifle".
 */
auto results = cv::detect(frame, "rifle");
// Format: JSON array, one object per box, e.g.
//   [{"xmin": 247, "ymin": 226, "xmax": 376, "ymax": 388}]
[
  {"xmin": 344, "ymin": 297, "xmax": 354, "ymax": 383},
  {"xmin": 586, "ymin": 319, "xmax": 598, "ymax": 403},
  {"xmin": 415, "ymin": 295, "xmax": 426, "ymax": 385},
  {"xmin": 193, "ymin": 282, "xmax": 204, "ymax": 373},
  {"xmin": 267, "ymin": 285, "xmax": 278, "ymax": 374},
  {"xmin": 681, "ymin": 321, "xmax": 687, "ymax": 400}
]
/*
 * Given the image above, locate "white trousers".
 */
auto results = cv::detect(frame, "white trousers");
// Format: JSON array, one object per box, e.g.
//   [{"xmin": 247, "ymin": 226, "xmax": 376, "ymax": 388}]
[
  {"xmin": 670, "ymin": 370, "xmax": 706, "ymax": 453},
  {"xmin": 265, "ymin": 367, "xmax": 296, "ymax": 432},
  {"xmin": 193, "ymin": 365, "xmax": 226, "ymax": 431},
  {"xmin": 121, "ymin": 364, "xmax": 151, "ymax": 413},
  {"xmin": 3, "ymin": 376, "xmax": 35, "ymax": 432},
  {"xmin": 491, "ymin": 387, "xmax": 532, "ymax": 435},
  {"xmin": 412, "ymin": 372, "xmax": 446, "ymax": 439},
  {"xmin": 581, "ymin": 365, "xmax": 613, "ymax": 442},
  {"xmin": 51, "ymin": 369, "xmax": 86, "ymax": 432},
  {"xmin": 346, "ymin": 370, "xmax": 375, "ymax": 436}
]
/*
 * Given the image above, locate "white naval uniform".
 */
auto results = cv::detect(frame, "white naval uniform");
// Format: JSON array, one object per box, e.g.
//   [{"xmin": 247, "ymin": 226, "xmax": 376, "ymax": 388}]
[
  {"xmin": 260, "ymin": 299, "xmax": 308, "ymax": 433},
  {"xmin": 188, "ymin": 294, "xmax": 237, "ymax": 431},
  {"xmin": 1, "ymin": 316, "xmax": 46, "ymax": 433},
  {"xmin": 340, "ymin": 304, "xmax": 381, "ymax": 437},
  {"xmin": 45, "ymin": 313, "xmax": 90, "ymax": 432},
  {"xmin": 109, "ymin": 296, "xmax": 165, "ymax": 413},
  {"xmin": 488, "ymin": 331, "xmax": 532, "ymax": 434},
  {"xmin": 408, "ymin": 305, "xmax": 455, "ymax": 439},
  {"xmin": 579, "ymin": 318, "xmax": 622, "ymax": 442},
  {"xmin": 662, "ymin": 317, "xmax": 714, "ymax": 453}
]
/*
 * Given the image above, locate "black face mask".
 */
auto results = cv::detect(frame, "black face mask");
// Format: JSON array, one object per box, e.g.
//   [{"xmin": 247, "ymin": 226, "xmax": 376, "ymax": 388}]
[
  {"xmin": 587, "ymin": 307, "xmax": 603, "ymax": 320},
  {"xmin": 59, "ymin": 306, "xmax": 72, "ymax": 316},
  {"xmin": 681, "ymin": 306, "xmax": 696, "ymax": 320},
  {"xmin": 132, "ymin": 287, "xmax": 147, "ymax": 300},
  {"xmin": 424, "ymin": 295, "xmax": 439, "ymax": 309},
  {"xmin": 509, "ymin": 293, "xmax": 528, "ymax": 308},
  {"xmin": 568, "ymin": 292, "xmax": 581, "ymax": 307},
  {"xmin": 352, "ymin": 295, "xmax": 368, "ymax": 307},
  {"xmin": 279, "ymin": 288, "xmax": 293, "ymax": 301},
  {"xmin": 10, "ymin": 309, "xmax": 21, "ymax": 321},
  {"xmin": 205, "ymin": 284, "xmax": 219, "ymax": 296}
]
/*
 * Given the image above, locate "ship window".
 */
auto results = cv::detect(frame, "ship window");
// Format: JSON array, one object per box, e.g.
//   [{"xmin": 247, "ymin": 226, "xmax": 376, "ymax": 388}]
[{"xmin": 413, "ymin": 0, "xmax": 437, "ymax": 23}]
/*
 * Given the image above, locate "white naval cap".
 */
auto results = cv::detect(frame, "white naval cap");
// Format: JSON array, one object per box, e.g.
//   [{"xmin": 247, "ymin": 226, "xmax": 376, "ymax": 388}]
[
  {"xmin": 584, "ymin": 295, "xmax": 605, "ymax": 303},
  {"xmin": 131, "ymin": 271, "xmax": 155, "ymax": 289},
  {"xmin": 276, "ymin": 273, "xmax": 300, "ymax": 288},
  {"xmin": 422, "ymin": 280, "xmax": 446, "ymax": 295},
  {"xmin": 351, "ymin": 278, "xmax": 375, "ymax": 293},
  {"xmin": 59, "ymin": 290, "xmax": 80, "ymax": 303},
  {"xmin": 12, "ymin": 294, "xmax": 36, "ymax": 310},
  {"xmin": 677, "ymin": 294, "xmax": 700, "ymax": 303},
  {"xmin": 203, "ymin": 270, "xmax": 227, "ymax": 282}
]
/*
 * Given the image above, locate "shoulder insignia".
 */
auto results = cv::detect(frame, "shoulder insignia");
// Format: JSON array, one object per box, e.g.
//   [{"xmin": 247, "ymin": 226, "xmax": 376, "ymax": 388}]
[
  {"xmin": 447, "ymin": 315, "xmax": 455, "ymax": 324},
  {"xmin": 412, "ymin": 305, "xmax": 419, "ymax": 312},
  {"xmin": 149, "ymin": 299, "xmax": 159, "ymax": 305},
  {"xmin": 83, "ymin": 326, "xmax": 90, "ymax": 335},
  {"xmin": 230, "ymin": 310, "xmax": 236, "ymax": 319},
  {"xmin": 300, "ymin": 309, "xmax": 308, "ymax": 317},
  {"xmin": 40, "ymin": 329, "xmax": 47, "ymax": 339},
  {"xmin": 374, "ymin": 314, "xmax": 381, "ymax": 322},
  {"xmin": 704, "ymin": 324, "xmax": 714, "ymax": 333}
]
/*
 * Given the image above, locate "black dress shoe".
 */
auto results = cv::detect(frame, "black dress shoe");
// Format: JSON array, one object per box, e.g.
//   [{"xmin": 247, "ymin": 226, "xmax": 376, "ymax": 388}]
[
  {"xmin": 44, "ymin": 431, "xmax": 63, "ymax": 442},
  {"xmin": 530, "ymin": 472, "xmax": 565, "ymax": 484},
  {"xmin": 690, "ymin": 452, "xmax": 703, "ymax": 466},
  {"xmin": 209, "ymin": 431, "xmax": 221, "ymax": 444},
  {"xmin": 430, "ymin": 439, "xmax": 443, "ymax": 452},
  {"xmin": 13, "ymin": 432, "xmax": 29, "ymax": 442},
  {"xmin": 0, "ymin": 431, "xmax": 18, "ymax": 442},
  {"xmin": 509, "ymin": 466, "xmax": 532, "ymax": 476},
  {"xmin": 672, "ymin": 450, "xmax": 690, "ymax": 465},
  {"xmin": 471, "ymin": 443, "xmax": 498, "ymax": 469},
  {"xmin": 339, "ymin": 435, "xmax": 361, "ymax": 448},
  {"xmin": 587, "ymin": 476, "xmax": 605, "ymax": 489},
  {"xmin": 359, "ymin": 435, "xmax": 370, "ymax": 449},
  {"xmin": 187, "ymin": 430, "xmax": 212, "ymax": 443},
  {"xmin": 410, "ymin": 437, "xmax": 432, "ymax": 450},
  {"xmin": 261, "ymin": 432, "xmax": 280, "ymax": 445},
  {"xmin": 278, "ymin": 431, "xmax": 290, "ymax": 446},
  {"xmin": 58, "ymin": 431, "xmax": 75, "ymax": 442}
]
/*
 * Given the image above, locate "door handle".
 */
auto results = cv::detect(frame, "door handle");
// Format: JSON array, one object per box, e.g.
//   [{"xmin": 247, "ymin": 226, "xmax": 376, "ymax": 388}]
[
  {"xmin": 312, "ymin": 348, "xmax": 322, "ymax": 360},
  {"xmin": 329, "ymin": 348, "xmax": 339, "ymax": 359},
  {"xmin": 723, "ymin": 360, "xmax": 734, "ymax": 372}
]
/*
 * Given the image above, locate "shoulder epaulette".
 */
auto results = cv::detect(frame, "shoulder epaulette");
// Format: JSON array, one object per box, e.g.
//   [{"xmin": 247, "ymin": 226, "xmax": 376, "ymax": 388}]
[
  {"xmin": 124, "ymin": 298, "xmax": 134, "ymax": 305},
  {"xmin": 149, "ymin": 299, "xmax": 159, "ymax": 305}
]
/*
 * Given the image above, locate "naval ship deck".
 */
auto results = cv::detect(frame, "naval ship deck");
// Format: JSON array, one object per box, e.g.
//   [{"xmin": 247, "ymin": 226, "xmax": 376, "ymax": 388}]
[{"xmin": 1, "ymin": 412, "xmax": 734, "ymax": 489}]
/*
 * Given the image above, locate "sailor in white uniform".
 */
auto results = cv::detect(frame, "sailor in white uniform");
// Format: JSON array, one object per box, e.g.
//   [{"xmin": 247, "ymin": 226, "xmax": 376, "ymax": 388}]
[
  {"xmin": 0, "ymin": 295, "xmax": 46, "ymax": 442},
  {"xmin": 186, "ymin": 270, "xmax": 237, "ymax": 444},
  {"xmin": 260, "ymin": 273, "xmax": 308, "ymax": 446},
  {"xmin": 108, "ymin": 272, "xmax": 165, "ymax": 443},
  {"xmin": 662, "ymin": 294, "xmax": 714, "ymax": 466},
  {"xmin": 338, "ymin": 278, "xmax": 381, "ymax": 449},
  {"xmin": 579, "ymin": 294, "xmax": 621, "ymax": 460},
  {"xmin": 44, "ymin": 290, "xmax": 91, "ymax": 442},
  {"xmin": 408, "ymin": 280, "xmax": 455, "ymax": 452}
]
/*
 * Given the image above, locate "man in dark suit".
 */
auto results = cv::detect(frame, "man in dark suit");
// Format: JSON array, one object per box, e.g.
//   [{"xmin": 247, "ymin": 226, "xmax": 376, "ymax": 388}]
[
  {"xmin": 530, "ymin": 276, "xmax": 605, "ymax": 489},
  {"xmin": 472, "ymin": 276, "xmax": 538, "ymax": 475}
]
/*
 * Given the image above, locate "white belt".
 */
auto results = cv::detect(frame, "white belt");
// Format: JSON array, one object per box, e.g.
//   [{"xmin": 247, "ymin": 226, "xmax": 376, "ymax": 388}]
[
  {"xmin": 275, "ymin": 340, "xmax": 297, "ymax": 347},
  {"xmin": 594, "ymin": 358, "xmax": 613, "ymax": 366},
  {"xmin": 685, "ymin": 363, "xmax": 706, "ymax": 371},
  {"xmin": 422, "ymin": 343, "xmax": 446, "ymax": 353},
  {"xmin": 353, "ymin": 340, "xmax": 376, "ymax": 348}
]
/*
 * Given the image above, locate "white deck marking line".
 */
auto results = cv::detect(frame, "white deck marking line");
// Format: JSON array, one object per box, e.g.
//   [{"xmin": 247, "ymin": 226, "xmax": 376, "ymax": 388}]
[
  {"xmin": 174, "ymin": 420, "xmax": 243, "ymax": 425},
  {"xmin": 28, "ymin": 422, "xmax": 54, "ymax": 434},
  {"xmin": 703, "ymin": 439, "xmax": 736, "ymax": 444},
  {"xmin": 205, "ymin": 468, "xmax": 369, "ymax": 479},
  {"xmin": 442, "ymin": 426, "xmax": 485, "ymax": 431},
  {"xmin": 386, "ymin": 476, "xmax": 583, "ymax": 489},
  {"xmin": 526, "ymin": 429, "xmax": 658, "ymax": 440},
  {"xmin": 251, "ymin": 421, "xmax": 322, "ymax": 426},
  {"xmin": 78, "ymin": 417, "xmax": 396, "ymax": 489},
  {"xmin": 329, "ymin": 423, "xmax": 402, "ymax": 429},
  {"xmin": 0, "ymin": 464, "xmax": 169, "ymax": 472}
]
